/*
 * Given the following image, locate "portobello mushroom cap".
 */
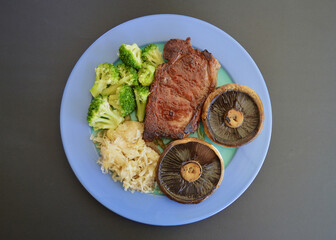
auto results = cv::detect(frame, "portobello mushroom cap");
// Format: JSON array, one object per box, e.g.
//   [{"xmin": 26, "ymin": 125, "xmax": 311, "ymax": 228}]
[
  {"xmin": 202, "ymin": 84, "xmax": 264, "ymax": 147},
  {"xmin": 156, "ymin": 137, "xmax": 224, "ymax": 204}
]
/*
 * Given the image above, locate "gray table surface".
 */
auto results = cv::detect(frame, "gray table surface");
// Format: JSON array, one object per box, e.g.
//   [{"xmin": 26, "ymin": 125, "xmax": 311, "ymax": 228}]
[{"xmin": 1, "ymin": 0, "xmax": 336, "ymax": 239}]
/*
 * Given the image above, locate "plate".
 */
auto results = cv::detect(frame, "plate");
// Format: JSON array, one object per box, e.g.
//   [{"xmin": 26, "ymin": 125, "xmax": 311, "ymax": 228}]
[{"xmin": 60, "ymin": 14, "xmax": 272, "ymax": 226}]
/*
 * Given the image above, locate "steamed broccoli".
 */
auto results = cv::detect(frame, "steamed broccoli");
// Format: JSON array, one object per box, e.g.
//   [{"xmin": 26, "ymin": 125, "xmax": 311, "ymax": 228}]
[
  {"xmin": 108, "ymin": 85, "xmax": 136, "ymax": 116},
  {"xmin": 134, "ymin": 86, "xmax": 150, "ymax": 122},
  {"xmin": 90, "ymin": 63, "xmax": 119, "ymax": 97},
  {"xmin": 141, "ymin": 44, "xmax": 164, "ymax": 67},
  {"xmin": 87, "ymin": 95, "xmax": 124, "ymax": 131},
  {"xmin": 119, "ymin": 43, "xmax": 142, "ymax": 69},
  {"xmin": 117, "ymin": 63, "xmax": 139, "ymax": 86},
  {"xmin": 101, "ymin": 63, "xmax": 138, "ymax": 96},
  {"xmin": 138, "ymin": 63, "xmax": 156, "ymax": 86}
]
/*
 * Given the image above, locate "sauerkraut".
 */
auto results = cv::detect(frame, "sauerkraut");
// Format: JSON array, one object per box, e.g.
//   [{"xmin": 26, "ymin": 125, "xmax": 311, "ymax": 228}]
[{"xmin": 91, "ymin": 121, "xmax": 160, "ymax": 193}]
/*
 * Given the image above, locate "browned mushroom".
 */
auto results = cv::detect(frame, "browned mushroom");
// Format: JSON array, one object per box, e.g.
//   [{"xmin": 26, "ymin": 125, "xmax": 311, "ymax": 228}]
[
  {"xmin": 156, "ymin": 137, "xmax": 224, "ymax": 204},
  {"xmin": 202, "ymin": 84, "xmax": 264, "ymax": 148}
]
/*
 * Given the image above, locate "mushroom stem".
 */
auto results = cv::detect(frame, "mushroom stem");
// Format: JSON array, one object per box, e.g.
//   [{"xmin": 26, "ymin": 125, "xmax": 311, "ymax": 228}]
[
  {"xmin": 224, "ymin": 109, "xmax": 244, "ymax": 128},
  {"xmin": 180, "ymin": 161, "xmax": 202, "ymax": 182}
]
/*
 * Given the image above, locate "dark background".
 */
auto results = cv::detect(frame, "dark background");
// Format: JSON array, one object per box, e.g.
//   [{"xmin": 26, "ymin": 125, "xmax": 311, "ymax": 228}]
[{"xmin": 1, "ymin": 0, "xmax": 336, "ymax": 239}]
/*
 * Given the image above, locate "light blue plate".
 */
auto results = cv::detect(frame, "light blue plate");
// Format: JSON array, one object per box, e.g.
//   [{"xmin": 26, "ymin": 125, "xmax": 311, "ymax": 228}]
[{"xmin": 60, "ymin": 14, "xmax": 272, "ymax": 226}]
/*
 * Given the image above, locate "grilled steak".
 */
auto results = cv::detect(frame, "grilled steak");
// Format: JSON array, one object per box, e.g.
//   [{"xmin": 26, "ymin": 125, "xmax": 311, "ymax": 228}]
[{"xmin": 143, "ymin": 38, "xmax": 220, "ymax": 141}]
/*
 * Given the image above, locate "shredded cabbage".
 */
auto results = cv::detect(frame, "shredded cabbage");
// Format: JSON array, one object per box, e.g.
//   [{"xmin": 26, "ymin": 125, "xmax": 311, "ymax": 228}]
[{"xmin": 91, "ymin": 121, "xmax": 159, "ymax": 193}]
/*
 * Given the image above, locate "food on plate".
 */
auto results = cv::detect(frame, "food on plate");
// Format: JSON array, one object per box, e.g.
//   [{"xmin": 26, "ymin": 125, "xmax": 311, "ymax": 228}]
[
  {"xmin": 101, "ymin": 63, "xmax": 139, "ymax": 96},
  {"xmin": 108, "ymin": 85, "xmax": 136, "ymax": 117},
  {"xmin": 134, "ymin": 86, "xmax": 150, "ymax": 122},
  {"xmin": 143, "ymin": 38, "xmax": 220, "ymax": 141},
  {"xmin": 138, "ymin": 63, "xmax": 156, "ymax": 86},
  {"xmin": 137, "ymin": 43, "xmax": 164, "ymax": 87},
  {"xmin": 163, "ymin": 38, "xmax": 193, "ymax": 61},
  {"xmin": 141, "ymin": 43, "xmax": 164, "ymax": 67},
  {"xmin": 87, "ymin": 43, "xmax": 166, "ymax": 192},
  {"xmin": 87, "ymin": 95, "xmax": 124, "ymax": 131},
  {"xmin": 87, "ymin": 43, "xmax": 164, "ymax": 132},
  {"xmin": 118, "ymin": 43, "xmax": 142, "ymax": 70},
  {"xmin": 116, "ymin": 63, "xmax": 139, "ymax": 86},
  {"xmin": 92, "ymin": 121, "xmax": 160, "ymax": 193},
  {"xmin": 156, "ymin": 137, "xmax": 224, "ymax": 204},
  {"xmin": 202, "ymin": 83, "xmax": 264, "ymax": 147},
  {"xmin": 87, "ymin": 40, "xmax": 263, "ymax": 202},
  {"xmin": 144, "ymin": 141, "xmax": 161, "ymax": 155},
  {"xmin": 90, "ymin": 63, "xmax": 120, "ymax": 97}
]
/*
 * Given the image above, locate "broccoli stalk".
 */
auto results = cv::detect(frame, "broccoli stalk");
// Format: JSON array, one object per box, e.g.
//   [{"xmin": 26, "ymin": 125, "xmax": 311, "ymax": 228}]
[
  {"xmin": 138, "ymin": 63, "xmax": 156, "ymax": 86},
  {"xmin": 108, "ymin": 85, "xmax": 136, "ymax": 116},
  {"xmin": 141, "ymin": 44, "xmax": 164, "ymax": 67},
  {"xmin": 90, "ymin": 63, "xmax": 119, "ymax": 97},
  {"xmin": 101, "ymin": 84, "xmax": 119, "ymax": 96},
  {"xmin": 87, "ymin": 95, "xmax": 124, "ymax": 130},
  {"xmin": 134, "ymin": 86, "xmax": 150, "ymax": 122},
  {"xmin": 119, "ymin": 43, "xmax": 142, "ymax": 69}
]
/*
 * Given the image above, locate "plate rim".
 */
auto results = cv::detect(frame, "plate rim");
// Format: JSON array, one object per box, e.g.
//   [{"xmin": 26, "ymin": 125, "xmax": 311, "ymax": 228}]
[{"xmin": 60, "ymin": 14, "xmax": 272, "ymax": 226}]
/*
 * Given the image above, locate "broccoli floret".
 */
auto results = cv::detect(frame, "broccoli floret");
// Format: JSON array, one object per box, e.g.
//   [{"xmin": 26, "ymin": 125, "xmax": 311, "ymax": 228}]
[
  {"xmin": 134, "ymin": 86, "xmax": 150, "ymax": 122},
  {"xmin": 138, "ymin": 63, "xmax": 156, "ymax": 86},
  {"xmin": 141, "ymin": 44, "xmax": 164, "ymax": 67},
  {"xmin": 119, "ymin": 43, "xmax": 142, "ymax": 69},
  {"xmin": 101, "ymin": 63, "xmax": 138, "ymax": 96},
  {"xmin": 90, "ymin": 63, "xmax": 119, "ymax": 97},
  {"xmin": 117, "ymin": 63, "xmax": 139, "ymax": 86},
  {"xmin": 87, "ymin": 95, "xmax": 124, "ymax": 131},
  {"xmin": 117, "ymin": 62, "xmax": 129, "ymax": 78},
  {"xmin": 108, "ymin": 85, "xmax": 136, "ymax": 116}
]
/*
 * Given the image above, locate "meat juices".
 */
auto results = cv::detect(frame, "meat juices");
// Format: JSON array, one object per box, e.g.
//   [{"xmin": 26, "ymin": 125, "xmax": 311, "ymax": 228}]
[{"xmin": 143, "ymin": 38, "xmax": 220, "ymax": 141}]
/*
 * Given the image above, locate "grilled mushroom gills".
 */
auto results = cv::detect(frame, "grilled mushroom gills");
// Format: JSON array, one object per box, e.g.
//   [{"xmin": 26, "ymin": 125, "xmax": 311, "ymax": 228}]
[
  {"xmin": 202, "ymin": 84, "xmax": 264, "ymax": 147},
  {"xmin": 157, "ymin": 138, "xmax": 224, "ymax": 204}
]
